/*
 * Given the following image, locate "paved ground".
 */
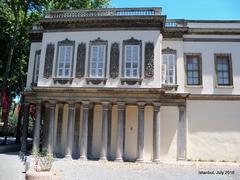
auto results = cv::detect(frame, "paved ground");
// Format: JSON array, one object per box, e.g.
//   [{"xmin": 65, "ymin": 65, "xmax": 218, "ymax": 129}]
[{"xmin": 0, "ymin": 152, "xmax": 240, "ymax": 180}]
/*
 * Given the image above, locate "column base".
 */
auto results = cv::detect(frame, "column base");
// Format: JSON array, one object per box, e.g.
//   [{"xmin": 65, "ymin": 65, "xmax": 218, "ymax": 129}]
[
  {"xmin": 65, "ymin": 154, "xmax": 73, "ymax": 160},
  {"xmin": 136, "ymin": 158, "xmax": 145, "ymax": 163},
  {"xmin": 114, "ymin": 158, "xmax": 123, "ymax": 162},
  {"xmin": 99, "ymin": 156, "xmax": 107, "ymax": 161},
  {"xmin": 79, "ymin": 156, "xmax": 88, "ymax": 161},
  {"xmin": 152, "ymin": 159, "xmax": 161, "ymax": 163}
]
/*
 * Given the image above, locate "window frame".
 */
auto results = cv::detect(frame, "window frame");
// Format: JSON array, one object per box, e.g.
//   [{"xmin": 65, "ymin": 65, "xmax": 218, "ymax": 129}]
[
  {"xmin": 32, "ymin": 50, "xmax": 41, "ymax": 85},
  {"xmin": 124, "ymin": 45, "xmax": 140, "ymax": 78},
  {"xmin": 89, "ymin": 45, "xmax": 106, "ymax": 78},
  {"xmin": 184, "ymin": 53, "xmax": 202, "ymax": 86},
  {"xmin": 214, "ymin": 53, "xmax": 233, "ymax": 86},
  {"xmin": 162, "ymin": 47, "xmax": 177, "ymax": 85},
  {"xmin": 55, "ymin": 39, "xmax": 75, "ymax": 78},
  {"xmin": 88, "ymin": 38, "xmax": 108, "ymax": 79},
  {"xmin": 122, "ymin": 37, "xmax": 142, "ymax": 79}
]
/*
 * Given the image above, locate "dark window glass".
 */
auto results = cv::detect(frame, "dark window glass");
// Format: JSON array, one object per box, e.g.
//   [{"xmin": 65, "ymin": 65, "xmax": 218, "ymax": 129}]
[
  {"xmin": 186, "ymin": 55, "xmax": 201, "ymax": 85},
  {"xmin": 216, "ymin": 56, "xmax": 231, "ymax": 85}
]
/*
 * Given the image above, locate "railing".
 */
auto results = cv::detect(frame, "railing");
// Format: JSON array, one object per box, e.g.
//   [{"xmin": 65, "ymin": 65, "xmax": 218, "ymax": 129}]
[
  {"xmin": 32, "ymin": 23, "xmax": 43, "ymax": 30},
  {"xmin": 165, "ymin": 19, "xmax": 187, "ymax": 27},
  {"xmin": 45, "ymin": 7, "xmax": 161, "ymax": 19}
]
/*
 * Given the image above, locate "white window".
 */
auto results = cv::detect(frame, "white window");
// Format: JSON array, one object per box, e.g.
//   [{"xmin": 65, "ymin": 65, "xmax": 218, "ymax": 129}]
[
  {"xmin": 34, "ymin": 53, "xmax": 41, "ymax": 83},
  {"xmin": 124, "ymin": 45, "xmax": 140, "ymax": 78},
  {"xmin": 90, "ymin": 45, "xmax": 106, "ymax": 77},
  {"xmin": 162, "ymin": 54, "xmax": 176, "ymax": 84},
  {"xmin": 57, "ymin": 46, "xmax": 73, "ymax": 77}
]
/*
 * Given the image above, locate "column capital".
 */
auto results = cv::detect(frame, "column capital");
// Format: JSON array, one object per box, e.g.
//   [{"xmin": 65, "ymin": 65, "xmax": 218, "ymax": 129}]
[
  {"xmin": 153, "ymin": 102, "xmax": 161, "ymax": 111},
  {"xmin": 117, "ymin": 102, "xmax": 125, "ymax": 110},
  {"xmin": 68, "ymin": 101, "xmax": 76, "ymax": 109},
  {"xmin": 82, "ymin": 101, "xmax": 90, "ymax": 109},
  {"xmin": 178, "ymin": 105, "xmax": 186, "ymax": 111},
  {"xmin": 49, "ymin": 100, "xmax": 56, "ymax": 108},
  {"xmin": 102, "ymin": 101, "xmax": 111, "ymax": 110},
  {"xmin": 57, "ymin": 102, "xmax": 64, "ymax": 108},
  {"xmin": 137, "ymin": 102, "xmax": 145, "ymax": 109}
]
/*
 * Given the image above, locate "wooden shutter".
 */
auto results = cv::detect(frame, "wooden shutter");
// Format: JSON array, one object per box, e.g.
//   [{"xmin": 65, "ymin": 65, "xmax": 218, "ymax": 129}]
[
  {"xmin": 43, "ymin": 44, "xmax": 55, "ymax": 78},
  {"xmin": 144, "ymin": 42, "xmax": 154, "ymax": 79},
  {"xmin": 75, "ymin": 43, "xmax": 86, "ymax": 78}
]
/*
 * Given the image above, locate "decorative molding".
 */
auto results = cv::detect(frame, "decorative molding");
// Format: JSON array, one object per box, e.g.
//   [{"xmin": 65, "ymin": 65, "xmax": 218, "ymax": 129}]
[
  {"xmin": 58, "ymin": 38, "xmax": 75, "ymax": 45},
  {"xmin": 162, "ymin": 84, "xmax": 178, "ymax": 91},
  {"xmin": 43, "ymin": 44, "xmax": 55, "ymax": 79},
  {"xmin": 123, "ymin": 37, "xmax": 141, "ymax": 45},
  {"xmin": 120, "ymin": 78, "xmax": 143, "ymax": 85},
  {"xmin": 76, "ymin": 43, "xmax": 86, "ymax": 78},
  {"xmin": 162, "ymin": 47, "xmax": 177, "ymax": 54},
  {"xmin": 53, "ymin": 78, "xmax": 73, "ymax": 84},
  {"xmin": 110, "ymin": 43, "xmax": 120, "ymax": 79},
  {"xmin": 90, "ymin": 37, "xmax": 108, "ymax": 45},
  {"xmin": 85, "ymin": 78, "xmax": 107, "ymax": 85},
  {"xmin": 144, "ymin": 42, "xmax": 154, "ymax": 79}
]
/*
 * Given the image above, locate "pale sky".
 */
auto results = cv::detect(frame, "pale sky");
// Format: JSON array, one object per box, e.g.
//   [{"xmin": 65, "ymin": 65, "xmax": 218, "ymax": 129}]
[{"xmin": 111, "ymin": 0, "xmax": 240, "ymax": 20}]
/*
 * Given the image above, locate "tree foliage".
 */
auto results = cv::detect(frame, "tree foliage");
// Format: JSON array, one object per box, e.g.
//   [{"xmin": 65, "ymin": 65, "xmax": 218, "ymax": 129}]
[{"xmin": 0, "ymin": 0, "xmax": 110, "ymax": 91}]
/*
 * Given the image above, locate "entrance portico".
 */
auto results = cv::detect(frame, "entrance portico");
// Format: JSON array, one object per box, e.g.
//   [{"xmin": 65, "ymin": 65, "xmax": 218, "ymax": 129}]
[{"xmin": 22, "ymin": 87, "xmax": 188, "ymax": 162}]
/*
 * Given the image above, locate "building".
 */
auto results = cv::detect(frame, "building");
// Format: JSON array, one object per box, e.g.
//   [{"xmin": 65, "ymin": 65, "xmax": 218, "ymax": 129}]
[{"xmin": 22, "ymin": 7, "xmax": 240, "ymax": 162}]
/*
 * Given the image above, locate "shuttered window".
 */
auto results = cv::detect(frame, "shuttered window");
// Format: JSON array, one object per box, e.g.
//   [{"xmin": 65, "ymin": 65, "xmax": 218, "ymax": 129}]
[{"xmin": 124, "ymin": 45, "xmax": 140, "ymax": 78}]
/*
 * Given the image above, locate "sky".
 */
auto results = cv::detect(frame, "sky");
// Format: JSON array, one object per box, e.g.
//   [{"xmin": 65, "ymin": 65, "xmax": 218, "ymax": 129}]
[{"xmin": 111, "ymin": 0, "xmax": 240, "ymax": 20}]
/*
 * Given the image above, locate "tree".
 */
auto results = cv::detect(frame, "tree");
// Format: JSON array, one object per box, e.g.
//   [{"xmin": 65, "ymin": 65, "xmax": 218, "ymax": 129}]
[{"xmin": 0, "ymin": 0, "xmax": 110, "ymax": 143}]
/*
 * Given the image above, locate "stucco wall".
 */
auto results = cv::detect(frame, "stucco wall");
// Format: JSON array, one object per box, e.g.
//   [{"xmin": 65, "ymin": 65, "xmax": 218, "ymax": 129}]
[
  {"xmin": 160, "ymin": 106, "xmax": 178, "ymax": 161},
  {"xmin": 35, "ymin": 31, "xmax": 162, "ymax": 88},
  {"xmin": 163, "ymin": 39, "xmax": 240, "ymax": 94},
  {"xmin": 187, "ymin": 100, "xmax": 240, "ymax": 162}
]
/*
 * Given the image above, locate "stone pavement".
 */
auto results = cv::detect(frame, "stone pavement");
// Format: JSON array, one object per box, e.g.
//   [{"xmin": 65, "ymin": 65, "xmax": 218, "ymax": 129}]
[{"xmin": 0, "ymin": 152, "xmax": 240, "ymax": 180}]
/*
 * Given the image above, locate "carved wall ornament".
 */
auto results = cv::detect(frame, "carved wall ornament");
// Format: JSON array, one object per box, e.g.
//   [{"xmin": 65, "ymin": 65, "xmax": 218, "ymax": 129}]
[
  {"xmin": 76, "ymin": 43, "xmax": 86, "ymax": 78},
  {"xmin": 110, "ymin": 43, "xmax": 119, "ymax": 79},
  {"xmin": 162, "ymin": 47, "xmax": 177, "ymax": 54},
  {"xmin": 123, "ymin": 37, "xmax": 141, "ymax": 45},
  {"xmin": 43, "ymin": 44, "xmax": 55, "ymax": 78},
  {"xmin": 58, "ymin": 38, "xmax": 75, "ymax": 45},
  {"xmin": 90, "ymin": 37, "xmax": 108, "ymax": 45},
  {"xmin": 144, "ymin": 42, "xmax": 154, "ymax": 79}
]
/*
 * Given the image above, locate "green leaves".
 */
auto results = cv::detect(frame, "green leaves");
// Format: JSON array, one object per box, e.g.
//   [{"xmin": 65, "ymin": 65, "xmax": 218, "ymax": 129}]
[{"xmin": 0, "ymin": 0, "xmax": 110, "ymax": 91}]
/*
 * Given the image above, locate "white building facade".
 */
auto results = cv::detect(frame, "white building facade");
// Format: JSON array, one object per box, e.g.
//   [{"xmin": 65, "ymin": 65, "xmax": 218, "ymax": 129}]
[{"xmin": 23, "ymin": 8, "xmax": 240, "ymax": 162}]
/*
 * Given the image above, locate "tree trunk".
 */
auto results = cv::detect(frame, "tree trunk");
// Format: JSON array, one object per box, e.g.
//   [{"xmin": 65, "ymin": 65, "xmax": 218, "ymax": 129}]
[{"xmin": 1, "ymin": 4, "xmax": 20, "ymax": 143}]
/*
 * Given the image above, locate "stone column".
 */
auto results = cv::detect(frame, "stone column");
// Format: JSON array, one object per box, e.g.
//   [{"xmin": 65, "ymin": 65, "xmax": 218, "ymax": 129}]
[
  {"xmin": 136, "ymin": 102, "xmax": 145, "ymax": 162},
  {"xmin": 73, "ymin": 103, "xmax": 81, "ymax": 158},
  {"xmin": 32, "ymin": 102, "xmax": 41, "ymax": 152},
  {"xmin": 153, "ymin": 103, "xmax": 161, "ymax": 162},
  {"xmin": 80, "ymin": 101, "xmax": 90, "ymax": 160},
  {"xmin": 20, "ymin": 103, "xmax": 30, "ymax": 154},
  {"xmin": 115, "ymin": 102, "xmax": 125, "ymax": 162},
  {"xmin": 177, "ymin": 105, "xmax": 186, "ymax": 160},
  {"xmin": 56, "ymin": 103, "xmax": 64, "ymax": 156},
  {"xmin": 47, "ymin": 101, "xmax": 56, "ymax": 155},
  {"xmin": 42, "ymin": 103, "xmax": 49, "ymax": 151},
  {"xmin": 66, "ymin": 102, "xmax": 75, "ymax": 159},
  {"xmin": 100, "ymin": 102, "xmax": 111, "ymax": 160}
]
